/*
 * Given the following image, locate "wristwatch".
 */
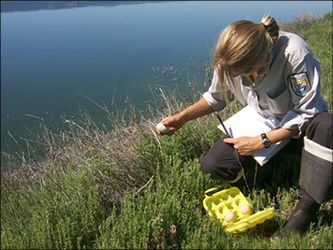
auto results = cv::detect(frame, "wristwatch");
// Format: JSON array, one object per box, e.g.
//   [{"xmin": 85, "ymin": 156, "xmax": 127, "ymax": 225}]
[{"xmin": 261, "ymin": 133, "xmax": 271, "ymax": 148}]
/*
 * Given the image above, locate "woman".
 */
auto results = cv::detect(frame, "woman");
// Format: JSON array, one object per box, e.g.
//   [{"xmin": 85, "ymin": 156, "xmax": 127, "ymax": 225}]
[{"xmin": 157, "ymin": 15, "xmax": 332, "ymax": 241}]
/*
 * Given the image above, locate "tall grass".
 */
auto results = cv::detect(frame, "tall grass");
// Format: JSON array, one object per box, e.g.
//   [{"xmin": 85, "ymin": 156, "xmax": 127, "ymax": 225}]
[{"xmin": 1, "ymin": 12, "xmax": 332, "ymax": 249}]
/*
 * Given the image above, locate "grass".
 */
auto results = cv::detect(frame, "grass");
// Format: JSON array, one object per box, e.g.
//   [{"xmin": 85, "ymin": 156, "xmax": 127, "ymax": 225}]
[{"xmin": 1, "ymin": 12, "xmax": 332, "ymax": 249}]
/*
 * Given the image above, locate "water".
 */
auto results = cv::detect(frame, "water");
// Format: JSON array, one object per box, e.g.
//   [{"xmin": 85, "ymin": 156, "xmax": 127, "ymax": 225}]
[{"xmin": 1, "ymin": 1, "xmax": 332, "ymax": 166}]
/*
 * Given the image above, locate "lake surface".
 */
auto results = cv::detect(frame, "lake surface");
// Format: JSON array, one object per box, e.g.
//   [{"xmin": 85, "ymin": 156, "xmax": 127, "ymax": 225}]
[{"xmin": 1, "ymin": 1, "xmax": 332, "ymax": 167}]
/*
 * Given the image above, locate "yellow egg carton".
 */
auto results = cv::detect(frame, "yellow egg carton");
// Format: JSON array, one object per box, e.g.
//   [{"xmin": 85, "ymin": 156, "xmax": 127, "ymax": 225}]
[{"xmin": 203, "ymin": 185, "xmax": 274, "ymax": 234}]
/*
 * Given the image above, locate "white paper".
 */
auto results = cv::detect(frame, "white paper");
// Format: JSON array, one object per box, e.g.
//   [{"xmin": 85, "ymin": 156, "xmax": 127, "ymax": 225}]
[{"xmin": 217, "ymin": 106, "xmax": 290, "ymax": 166}]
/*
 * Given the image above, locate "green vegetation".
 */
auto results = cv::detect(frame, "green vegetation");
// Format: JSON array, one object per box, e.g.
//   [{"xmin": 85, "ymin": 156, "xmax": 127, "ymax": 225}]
[{"xmin": 1, "ymin": 12, "xmax": 332, "ymax": 249}]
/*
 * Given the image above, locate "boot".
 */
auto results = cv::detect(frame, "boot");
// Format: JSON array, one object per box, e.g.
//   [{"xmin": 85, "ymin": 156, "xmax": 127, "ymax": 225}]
[
  {"xmin": 271, "ymin": 136, "xmax": 332, "ymax": 242},
  {"xmin": 299, "ymin": 137, "xmax": 332, "ymax": 204},
  {"xmin": 270, "ymin": 191, "xmax": 320, "ymax": 241}
]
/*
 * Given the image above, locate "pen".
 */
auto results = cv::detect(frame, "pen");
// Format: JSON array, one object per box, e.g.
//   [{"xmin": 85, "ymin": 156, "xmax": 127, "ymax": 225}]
[{"xmin": 216, "ymin": 114, "xmax": 231, "ymax": 137}]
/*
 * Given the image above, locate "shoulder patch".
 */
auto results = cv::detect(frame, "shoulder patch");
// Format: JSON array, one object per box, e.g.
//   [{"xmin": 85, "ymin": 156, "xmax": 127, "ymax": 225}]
[{"xmin": 288, "ymin": 72, "xmax": 311, "ymax": 97}]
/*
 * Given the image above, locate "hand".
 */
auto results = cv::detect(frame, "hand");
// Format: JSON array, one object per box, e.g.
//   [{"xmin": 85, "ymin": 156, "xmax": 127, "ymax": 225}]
[
  {"xmin": 156, "ymin": 98, "xmax": 215, "ymax": 136},
  {"xmin": 223, "ymin": 136, "xmax": 263, "ymax": 156},
  {"xmin": 156, "ymin": 114, "xmax": 186, "ymax": 136}
]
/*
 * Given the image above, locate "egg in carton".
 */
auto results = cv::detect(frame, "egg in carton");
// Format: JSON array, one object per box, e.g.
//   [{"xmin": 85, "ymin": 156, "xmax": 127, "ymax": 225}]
[{"xmin": 203, "ymin": 185, "xmax": 274, "ymax": 234}]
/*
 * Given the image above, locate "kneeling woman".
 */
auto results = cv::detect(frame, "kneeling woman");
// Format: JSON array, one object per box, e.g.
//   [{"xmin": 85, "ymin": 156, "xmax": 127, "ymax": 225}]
[{"xmin": 157, "ymin": 15, "xmax": 332, "ymax": 240}]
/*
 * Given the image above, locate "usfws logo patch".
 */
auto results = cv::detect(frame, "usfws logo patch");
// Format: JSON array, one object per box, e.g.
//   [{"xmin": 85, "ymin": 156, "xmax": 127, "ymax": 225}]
[{"xmin": 289, "ymin": 72, "xmax": 311, "ymax": 97}]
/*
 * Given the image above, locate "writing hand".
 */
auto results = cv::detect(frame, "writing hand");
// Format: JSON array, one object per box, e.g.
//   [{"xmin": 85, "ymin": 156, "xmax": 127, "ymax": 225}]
[{"xmin": 223, "ymin": 136, "xmax": 263, "ymax": 156}]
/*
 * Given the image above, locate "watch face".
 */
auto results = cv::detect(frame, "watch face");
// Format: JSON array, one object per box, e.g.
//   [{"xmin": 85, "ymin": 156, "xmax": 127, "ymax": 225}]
[
  {"xmin": 261, "ymin": 133, "xmax": 271, "ymax": 148},
  {"xmin": 263, "ymin": 139, "xmax": 270, "ymax": 148}
]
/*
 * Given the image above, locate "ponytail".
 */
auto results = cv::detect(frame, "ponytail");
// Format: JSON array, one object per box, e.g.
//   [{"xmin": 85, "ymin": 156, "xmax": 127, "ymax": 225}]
[{"xmin": 261, "ymin": 15, "xmax": 279, "ymax": 44}]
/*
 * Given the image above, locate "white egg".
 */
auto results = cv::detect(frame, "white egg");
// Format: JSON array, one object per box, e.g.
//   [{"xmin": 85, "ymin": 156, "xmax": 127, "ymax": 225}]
[
  {"xmin": 224, "ymin": 212, "xmax": 236, "ymax": 223},
  {"xmin": 240, "ymin": 204, "xmax": 252, "ymax": 215},
  {"xmin": 156, "ymin": 122, "xmax": 170, "ymax": 134}
]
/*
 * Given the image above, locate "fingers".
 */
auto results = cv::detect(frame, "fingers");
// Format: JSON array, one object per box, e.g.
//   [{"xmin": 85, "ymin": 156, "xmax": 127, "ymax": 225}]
[
  {"xmin": 156, "ymin": 115, "xmax": 182, "ymax": 136},
  {"xmin": 156, "ymin": 119, "xmax": 176, "ymax": 136},
  {"xmin": 224, "ymin": 137, "xmax": 257, "ymax": 156},
  {"xmin": 156, "ymin": 127, "xmax": 175, "ymax": 136},
  {"xmin": 223, "ymin": 137, "xmax": 245, "ymax": 155},
  {"xmin": 159, "ymin": 117, "xmax": 174, "ymax": 127},
  {"xmin": 223, "ymin": 137, "xmax": 241, "ymax": 153},
  {"xmin": 223, "ymin": 137, "xmax": 236, "ymax": 144}
]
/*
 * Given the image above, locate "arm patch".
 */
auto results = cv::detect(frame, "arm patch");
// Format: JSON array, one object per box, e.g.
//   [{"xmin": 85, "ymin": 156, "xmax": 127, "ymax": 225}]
[{"xmin": 288, "ymin": 72, "xmax": 311, "ymax": 97}]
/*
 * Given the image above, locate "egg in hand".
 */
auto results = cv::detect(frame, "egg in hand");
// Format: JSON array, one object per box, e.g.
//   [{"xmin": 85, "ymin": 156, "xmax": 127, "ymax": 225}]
[{"xmin": 156, "ymin": 122, "xmax": 170, "ymax": 134}]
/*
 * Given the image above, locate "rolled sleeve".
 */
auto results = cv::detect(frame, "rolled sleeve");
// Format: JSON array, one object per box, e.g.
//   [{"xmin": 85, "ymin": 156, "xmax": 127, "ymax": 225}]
[
  {"xmin": 202, "ymin": 70, "xmax": 228, "ymax": 111},
  {"xmin": 202, "ymin": 92, "xmax": 226, "ymax": 111}
]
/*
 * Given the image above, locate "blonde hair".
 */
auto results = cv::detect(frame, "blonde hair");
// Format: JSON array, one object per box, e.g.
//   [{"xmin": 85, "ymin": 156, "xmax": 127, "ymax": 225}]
[{"xmin": 213, "ymin": 15, "xmax": 279, "ymax": 101}]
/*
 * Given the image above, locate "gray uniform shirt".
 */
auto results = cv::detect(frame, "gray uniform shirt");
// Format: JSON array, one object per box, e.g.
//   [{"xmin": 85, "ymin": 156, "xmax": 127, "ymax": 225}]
[{"xmin": 203, "ymin": 31, "xmax": 328, "ymax": 134}]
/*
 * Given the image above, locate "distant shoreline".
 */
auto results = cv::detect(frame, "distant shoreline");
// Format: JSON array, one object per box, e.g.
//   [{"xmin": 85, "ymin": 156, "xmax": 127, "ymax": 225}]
[{"xmin": 0, "ymin": 1, "xmax": 165, "ymax": 13}]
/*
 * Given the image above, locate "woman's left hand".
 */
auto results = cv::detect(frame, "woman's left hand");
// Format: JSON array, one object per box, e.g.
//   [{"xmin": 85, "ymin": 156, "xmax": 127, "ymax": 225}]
[{"xmin": 223, "ymin": 136, "xmax": 263, "ymax": 156}]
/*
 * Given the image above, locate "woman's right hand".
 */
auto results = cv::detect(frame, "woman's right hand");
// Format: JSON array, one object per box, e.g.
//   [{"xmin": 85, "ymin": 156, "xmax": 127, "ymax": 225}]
[
  {"xmin": 156, "ymin": 98, "xmax": 215, "ymax": 136},
  {"xmin": 157, "ymin": 113, "xmax": 186, "ymax": 136}
]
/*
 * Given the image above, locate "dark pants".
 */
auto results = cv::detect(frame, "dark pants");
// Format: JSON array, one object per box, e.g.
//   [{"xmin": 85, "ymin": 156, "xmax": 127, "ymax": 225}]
[{"xmin": 199, "ymin": 112, "xmax": 332, "ymax": 189}]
